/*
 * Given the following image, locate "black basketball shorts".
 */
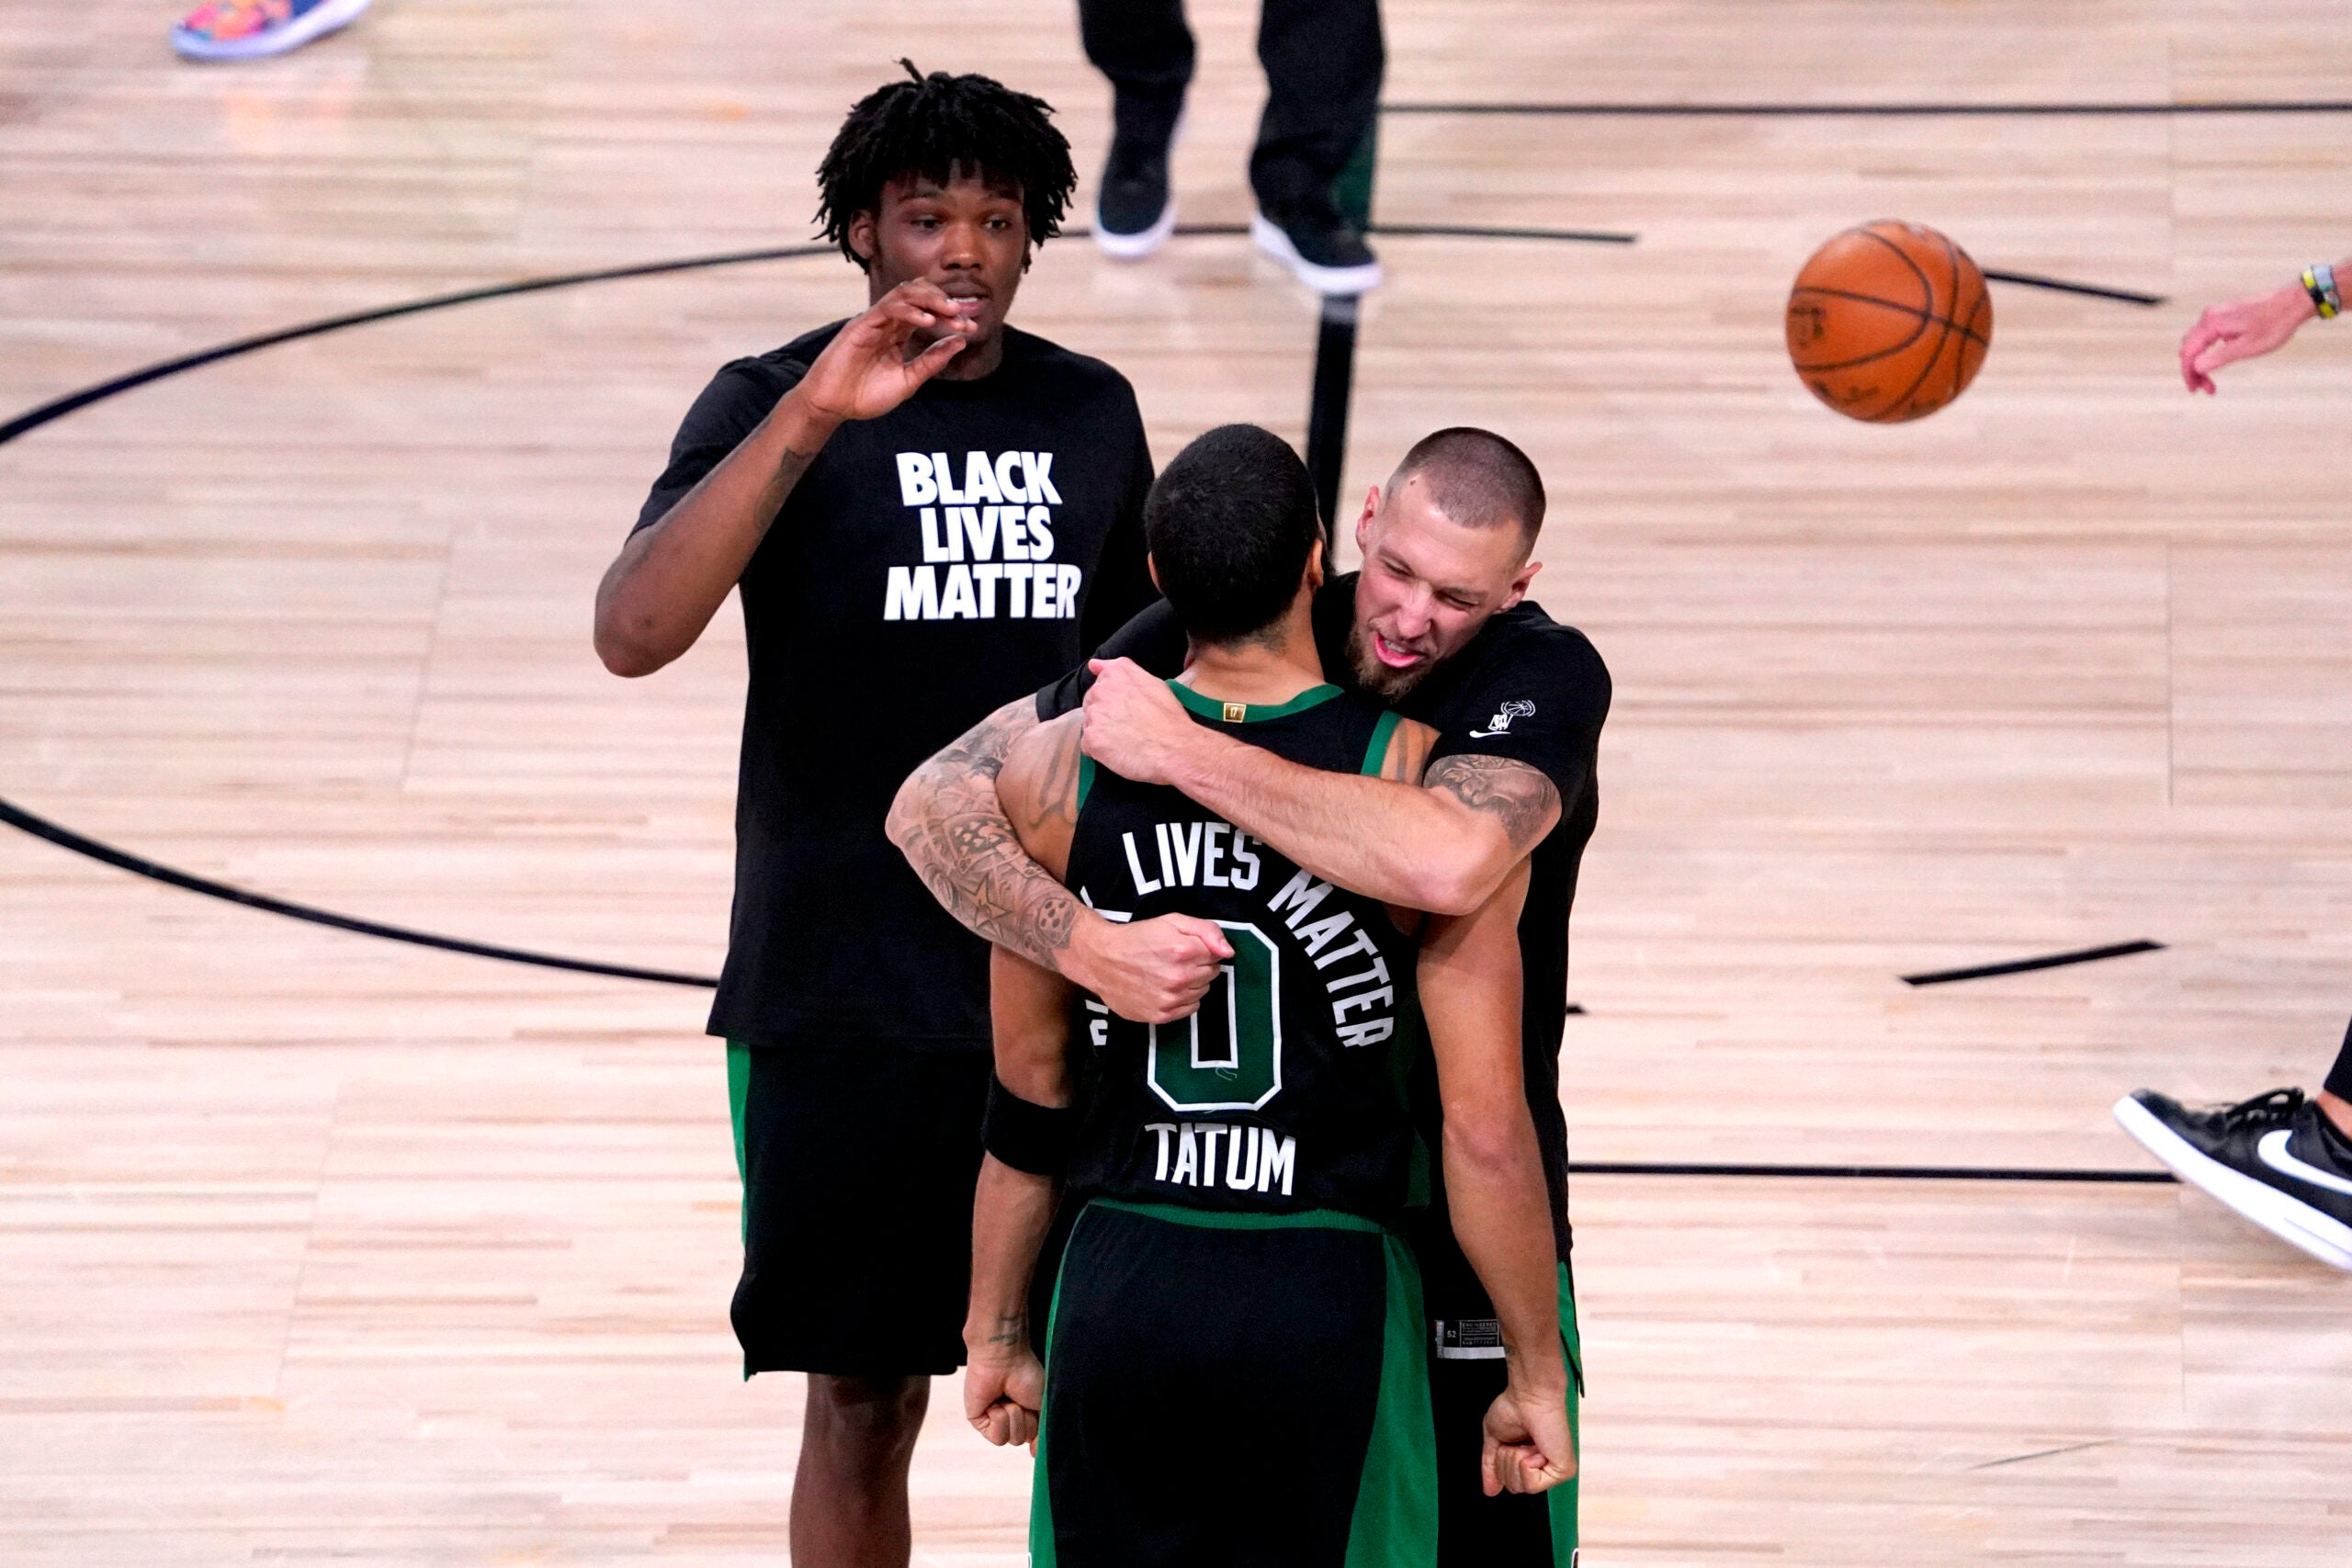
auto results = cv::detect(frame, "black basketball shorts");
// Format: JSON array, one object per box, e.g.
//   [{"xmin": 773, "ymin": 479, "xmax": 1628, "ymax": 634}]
[
  {"xmin": 726, "ymin": 1042, "xmax": 988, "ymax": 1379},
  {"xmin": 1413, "ymin": 1214, "xmax": 1583, "ymax": 1568},
  {"xmin": 1031, "ymin": 1199, "xmax": 1438, "ymax": 1567}
]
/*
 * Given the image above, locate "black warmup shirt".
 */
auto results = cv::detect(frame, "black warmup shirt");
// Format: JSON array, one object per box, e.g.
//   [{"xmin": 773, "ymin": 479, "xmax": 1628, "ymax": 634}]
[
  {"xmin": 638, "ymin": 321, "xmax": 1158, "ymax": 1052},
  {"xmin": 1039, "ymin": 576, "xmax": 1611, "ymax": 1258},
  {"xmin": 1065, "ymin": 682, "xmax": 1430, "ymax": 1226}
]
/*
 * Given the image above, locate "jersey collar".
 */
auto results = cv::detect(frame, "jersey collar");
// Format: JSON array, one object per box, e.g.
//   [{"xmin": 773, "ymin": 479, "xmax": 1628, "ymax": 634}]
[{"xmin": 1167, "ymin": 680, "xmax": 1342, "ymax": 724}]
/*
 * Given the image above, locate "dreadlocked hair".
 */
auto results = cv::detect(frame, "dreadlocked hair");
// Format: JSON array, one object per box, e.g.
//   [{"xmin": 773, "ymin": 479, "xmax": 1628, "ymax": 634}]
[{"xmin": 815, "ymin": 61, "xmax": 1076, "ymax": 270}]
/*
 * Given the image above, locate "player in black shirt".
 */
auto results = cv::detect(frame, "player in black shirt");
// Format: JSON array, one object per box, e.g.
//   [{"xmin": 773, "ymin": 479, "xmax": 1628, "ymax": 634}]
[
  {"xmin": 892, "ymin": 427, "xmax": 1607, "ymax": 1565},
  {"xmin": 592, "ymin": 65, "xmax": 1196, "ymax": 1568},
  {"xmin": 961, "ymin": 425, "xmax": 1571, "ymax": 1566}
]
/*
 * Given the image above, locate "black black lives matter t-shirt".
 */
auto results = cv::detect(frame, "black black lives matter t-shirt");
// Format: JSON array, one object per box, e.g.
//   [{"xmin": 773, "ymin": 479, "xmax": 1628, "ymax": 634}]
[
  {"xmin": 638, "ymin": 321, "xmax": 1158, "ymax": 1052},
  {"xmin": 1038, "ymin": 576, "xmax": 1611, "ymax": 1258}
]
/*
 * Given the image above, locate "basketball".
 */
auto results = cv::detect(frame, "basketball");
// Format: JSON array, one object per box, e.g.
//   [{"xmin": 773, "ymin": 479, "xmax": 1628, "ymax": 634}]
[{"xmin": 1785, "ymin": 220, "xmax": 1993, "ymax": 423}]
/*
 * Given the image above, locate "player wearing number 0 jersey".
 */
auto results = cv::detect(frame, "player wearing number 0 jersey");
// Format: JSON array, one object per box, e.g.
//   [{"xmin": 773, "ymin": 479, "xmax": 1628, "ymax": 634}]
[{"xmin": 959, "ymin": 425, "xmax": 1573, "ymax": 1568}]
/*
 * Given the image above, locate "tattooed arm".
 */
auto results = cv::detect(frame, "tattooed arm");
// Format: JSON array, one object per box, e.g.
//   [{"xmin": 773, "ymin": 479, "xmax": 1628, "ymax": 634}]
[
  {"xmin": 1182, "ymin": 744, "xmax": 1556, "ymax": 917},
  {"xmin": 1077, "ymin": 655, "xmax": 1566, "ymax": 915},
  {"xmin": 888, "ymin": 702, "xmax": 1233, "ymax": 1024}
]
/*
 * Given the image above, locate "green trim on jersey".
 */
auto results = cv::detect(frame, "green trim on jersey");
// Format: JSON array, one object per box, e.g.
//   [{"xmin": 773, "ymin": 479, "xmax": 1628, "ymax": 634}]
[
  {"xmin": 1076, "ymin": 750, "xmax": 1095, "ymax": 810},
  {"xmin": 1360, "ymin": 709, "xmax": 1402, "ymax": 777},
  {"xmin": 1167, "ymin": 678, "xmax": 1343, "ymax": 724},
  {"xmin": 1345, "ymin": 1227, "xmax": 1440, "ymax": 1568}
]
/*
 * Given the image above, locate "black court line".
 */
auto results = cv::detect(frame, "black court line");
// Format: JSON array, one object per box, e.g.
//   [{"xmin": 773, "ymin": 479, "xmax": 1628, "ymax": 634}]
[
  {"xmin": 1385, "ymin": 99, "xmax": 2352, "ymax": 118},
  {"xmin": 1982, "ymin": 268, "xmax": 2165, "ymax": 307},
  {"xmin": 1372, "ymin": 222, "xmax": 1638, "ymax": 244},
  {"xmin": 1903, "ymin": 940, "xmax": 2165, "ymax": 987},
  {"xmin": 0, "ymin": 243, "xmax": 840, "ymax": 450},
  {"xmin": 0, "ymin": 793, "xmax": 720, "ymax": 987},
  {"xmin": 1569, "ymin": 1160, "xmax": 2174, "ymax": 1183},
  {"xmin": 1305, "ymin": 293, "xmax": 1361, "ymax": 527}
]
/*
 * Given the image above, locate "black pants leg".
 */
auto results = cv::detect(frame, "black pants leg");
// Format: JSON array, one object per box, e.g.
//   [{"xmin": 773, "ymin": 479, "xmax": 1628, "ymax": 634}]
[
  {"xmin": 2324, "ymin": 1015, "xmax": 2352, "ymax": 1101},
  {"xmin": 1078, "ymin": 0, "xmax": 1195, "ymax": 148},
  {"xmin": 1250, "ymin": 0, "xmax": 1385, "ymax": 216}
]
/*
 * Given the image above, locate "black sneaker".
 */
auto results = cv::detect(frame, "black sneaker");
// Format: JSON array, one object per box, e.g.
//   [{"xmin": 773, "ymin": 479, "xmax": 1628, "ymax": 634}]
[
  {"xmin": 1093, "ymin": 132, "xmax": 1175, "ymax": 260},
  {"xmin": 1250, "ymin": 201, "xmax": 1383, "ymax": 295},
  {"xmin": 2113, "ymin": 1088, "xmax": 2352, "ymax": 1269}
]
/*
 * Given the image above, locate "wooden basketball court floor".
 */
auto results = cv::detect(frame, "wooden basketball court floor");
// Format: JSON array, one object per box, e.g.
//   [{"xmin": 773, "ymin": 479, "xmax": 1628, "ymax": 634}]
[{"xmin": 6, "ymin": 1, "xmax": 2352, "ymax": 1561}]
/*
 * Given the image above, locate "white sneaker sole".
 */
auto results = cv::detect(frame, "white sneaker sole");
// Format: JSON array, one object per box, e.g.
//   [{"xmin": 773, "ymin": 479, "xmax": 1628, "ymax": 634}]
[
  {"xmin": 1094, "ymin": 196, "xmax": 1176, "ymax": 260},
  {"xmin": 2112, "ymin": 1095, "xmax": 2352, "ymax": 1270},
  {"xmin": 1250, "ymin": 213, "xmax": 1383, "ymax": 296},
  {"xmin": 173, "ymin": 0, "xmax": 371, "ymax": 60}
]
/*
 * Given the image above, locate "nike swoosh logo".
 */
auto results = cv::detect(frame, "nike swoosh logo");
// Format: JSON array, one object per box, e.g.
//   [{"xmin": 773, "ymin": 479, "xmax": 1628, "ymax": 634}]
[
  {"xmin": 1467, "ymin": 728, "xmax": 1509, "ymax": 738},
  {"xmin": 2257, "ymin": 1130, "xmax": 2352, "ymax": 1198}
]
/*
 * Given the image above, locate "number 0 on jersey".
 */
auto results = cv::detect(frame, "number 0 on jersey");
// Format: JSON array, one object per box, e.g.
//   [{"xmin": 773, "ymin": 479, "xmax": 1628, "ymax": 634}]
[{"xmin": 1146, "ymin": 921, "xmax": 1283, "ymax": 1111}]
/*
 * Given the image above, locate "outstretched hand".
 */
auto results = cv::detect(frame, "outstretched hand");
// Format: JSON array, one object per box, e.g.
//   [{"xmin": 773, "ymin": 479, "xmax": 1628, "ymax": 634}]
[
  {"xmin": 1481, "ymin": 1385, "xmax": 1577, "ymax": 1496},
  {"xmin": 2180, "ymin": 282, "xmax": 2316, "ymax": 394},
  {"xmin": 797, "ymin": 279, "xmax": 979, "ymax": 423}
]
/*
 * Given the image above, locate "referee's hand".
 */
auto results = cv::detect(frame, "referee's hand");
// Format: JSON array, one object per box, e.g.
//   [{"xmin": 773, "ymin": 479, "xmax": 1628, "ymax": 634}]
[{"xmin": 966, "ymin": 1349, "xmax": 1046, "ymax": 1451}]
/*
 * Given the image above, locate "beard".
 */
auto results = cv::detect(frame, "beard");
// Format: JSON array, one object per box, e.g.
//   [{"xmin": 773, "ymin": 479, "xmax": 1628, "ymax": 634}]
[{"xmin": 1346, "ymin": 620, "xmax": 1438, "ymax": 703}]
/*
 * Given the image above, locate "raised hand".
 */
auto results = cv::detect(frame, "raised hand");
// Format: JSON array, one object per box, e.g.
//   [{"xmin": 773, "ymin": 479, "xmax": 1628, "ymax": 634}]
[
  {"xmin": 1481, "ymin": 1383, "xmax": 1577, "ymax": 1496},
  {"xmin": 796, "ymin": 279, "xmax": 980, "ymax": 423},
  {"xmin": 2180, "ymin": 282, "xmax": 2317, "ymax": 394}
]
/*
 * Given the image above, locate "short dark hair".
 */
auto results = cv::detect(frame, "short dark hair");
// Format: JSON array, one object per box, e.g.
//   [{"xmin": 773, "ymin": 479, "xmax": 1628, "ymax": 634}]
[
  {"xmin": 814, "ymin": 62, "xmax": 1077, "ymax": 270},
  {"xmin": 1145, "ymin": 425, "xmax": 1323, "ymax": 647},
  {"xmin": 1389, "ymin": 427, "xmax": 1545, "ymax": 547}
]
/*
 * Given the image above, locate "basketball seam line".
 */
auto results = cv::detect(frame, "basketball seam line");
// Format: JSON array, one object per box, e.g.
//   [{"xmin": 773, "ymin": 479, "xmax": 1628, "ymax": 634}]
[
  {"xmin": 1871, "ymin": 233, "xmax": 1964, "ymax": 420},
  {"xmin": 1787, "ymin": 286, "xmax": 1993, "ymax": 353}
]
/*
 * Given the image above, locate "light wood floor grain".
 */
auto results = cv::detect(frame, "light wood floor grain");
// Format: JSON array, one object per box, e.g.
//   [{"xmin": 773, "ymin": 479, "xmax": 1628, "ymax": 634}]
[{"xmin": 4, "ymin": 2, "xmax": 2350, "ymax": 1562}]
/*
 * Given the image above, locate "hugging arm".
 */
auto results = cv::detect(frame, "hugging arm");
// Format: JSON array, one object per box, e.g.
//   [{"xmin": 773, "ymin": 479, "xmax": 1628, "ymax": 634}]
[
  {"xmin": 1417, "ymin": 860, "xmax": 1576, "ymax": 1495},
  {"xmin": 888, "ymin": 701, "xmax": 1233, "ymax": 1023},
  {"xmin": 1080, "ymin": 658, "xmax": 1563, "ymax": 916}
]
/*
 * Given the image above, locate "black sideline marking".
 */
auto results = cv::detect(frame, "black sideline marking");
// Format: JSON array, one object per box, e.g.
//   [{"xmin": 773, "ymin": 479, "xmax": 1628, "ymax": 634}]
[
  {"xmin": 1903, "ymin": 940, "xmax": 2165, "ymax": 987},
  {"xmin": 1371, "ymin": 222, "xmax": 1637, "ymax": 244},
  {"xmin": 1969, "ymin": 1438, "xmax": 2122, "ymax": 1472},
  {"xmin": 1385, "ymin": 100, "xmax": 2352, "ymax": 118},
  {"xmin": 1306, "ymin": 293, "xmax": 1360, "ymax": 528},
  {"xmin": 0, "ymin": 794, "xmax": 721, "ymax": 987},
  {"xmin": 1982, "ymin": 269, "xmax": 2164, "ymax": 307},
  {"xmin": 1570, "ymin": 1160, "xmax": 2174, "ymax": 1184}
]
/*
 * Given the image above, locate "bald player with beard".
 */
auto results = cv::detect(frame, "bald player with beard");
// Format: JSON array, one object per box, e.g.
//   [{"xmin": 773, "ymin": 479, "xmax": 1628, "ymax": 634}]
[{"xmin": 891, "ymin": 427, "xmax": 1609, "ymax": 1565}]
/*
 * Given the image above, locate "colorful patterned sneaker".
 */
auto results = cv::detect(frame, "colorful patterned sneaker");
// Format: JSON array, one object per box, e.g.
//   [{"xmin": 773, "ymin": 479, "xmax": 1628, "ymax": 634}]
[
  {"xmin": 172, "ymin": 0, "xmax": 372, "ymax": 61},
  {"xmin": 2114, "ymin": 1087, "xmax": 2352, "ymax": 1269}
]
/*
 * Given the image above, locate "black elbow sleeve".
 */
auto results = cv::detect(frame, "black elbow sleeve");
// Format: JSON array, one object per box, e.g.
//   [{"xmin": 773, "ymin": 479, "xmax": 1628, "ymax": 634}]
[{"xmin": 982, "ymin": 1072, "xmax": 1078, "ymax": 1179}]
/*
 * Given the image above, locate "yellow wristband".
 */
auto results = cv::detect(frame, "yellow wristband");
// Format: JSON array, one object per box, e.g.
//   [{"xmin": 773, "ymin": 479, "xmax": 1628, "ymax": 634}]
[{"xmin": 2302, "ymin": 264, "xmax": 2341, "ymax": 319}]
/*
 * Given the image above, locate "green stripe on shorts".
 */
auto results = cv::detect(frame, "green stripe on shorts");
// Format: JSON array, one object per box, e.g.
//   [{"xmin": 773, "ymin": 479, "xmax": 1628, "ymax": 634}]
[
  {"xmin": 1345, "ymin": 1226, "xmax": 1439, "ymax": 1566},
  {"xmin": 1551, "ymin": 1263, "xmax": 1582, "ymax": 1568}
]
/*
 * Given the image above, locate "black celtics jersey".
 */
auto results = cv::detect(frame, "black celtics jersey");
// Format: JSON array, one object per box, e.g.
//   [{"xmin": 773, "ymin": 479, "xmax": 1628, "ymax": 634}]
[{"xmin": 1063, "ymin": 681, "xmax": 1431, "ymax": 1226}]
